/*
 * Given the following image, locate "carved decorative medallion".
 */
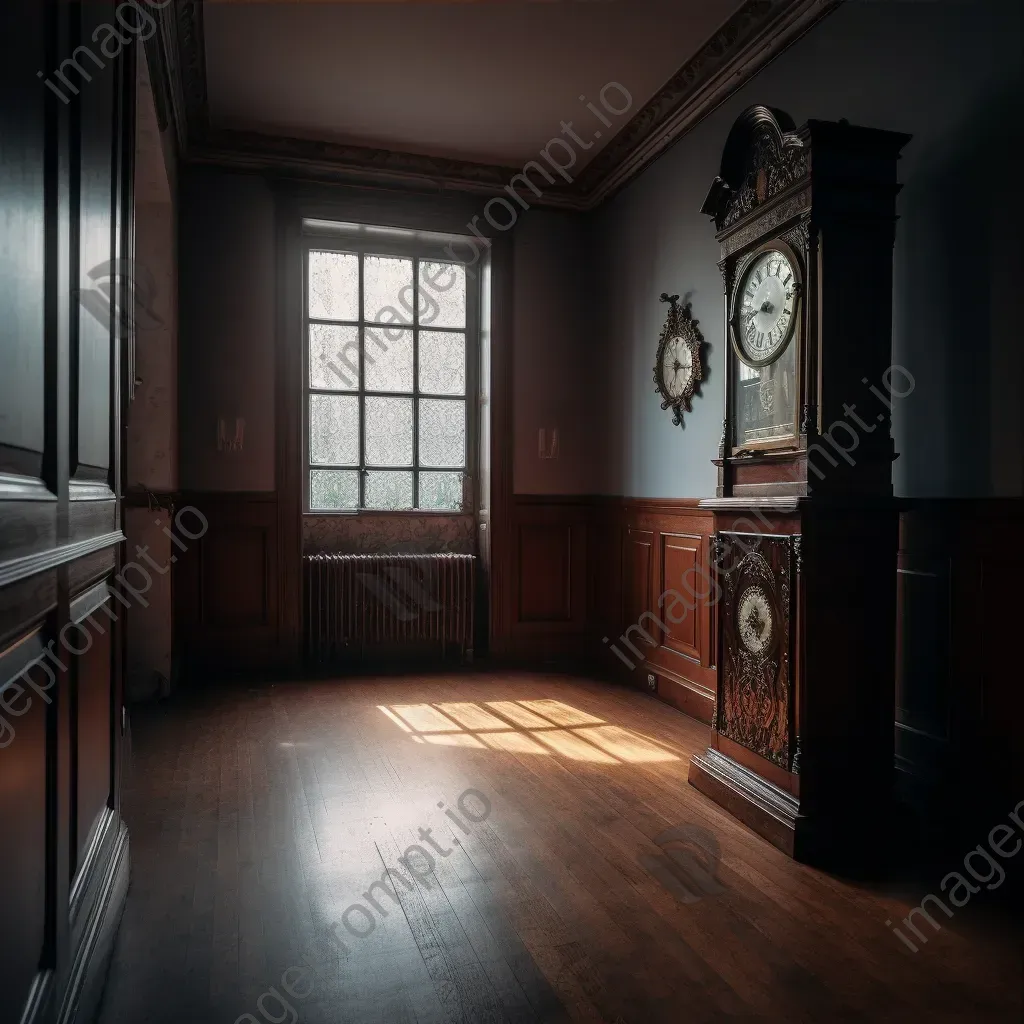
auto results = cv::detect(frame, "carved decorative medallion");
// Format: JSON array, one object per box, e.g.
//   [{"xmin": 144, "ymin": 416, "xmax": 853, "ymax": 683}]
[
  {"xmin": 717, "ymin": 533, "xmax": 793, "ymax": 767},
  {"xmin": 737, "ymin": 585, "xmax": 773, "ymax": 653},
  {"xmin": 653, "ymin": 294, "xmax": 706, "ymax": 427}
]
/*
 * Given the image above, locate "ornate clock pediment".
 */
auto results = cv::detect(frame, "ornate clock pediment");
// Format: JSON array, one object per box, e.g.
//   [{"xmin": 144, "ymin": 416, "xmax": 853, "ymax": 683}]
[{"xmin": 701, "ymin": 106, "xmax": 808, "ymax": 232}]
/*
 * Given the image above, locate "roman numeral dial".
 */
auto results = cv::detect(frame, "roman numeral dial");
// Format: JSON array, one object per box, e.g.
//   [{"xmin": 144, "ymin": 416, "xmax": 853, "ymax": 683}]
[{"xmin": 734, "ymin": 249, "xmax": 798, "ymax": 366}]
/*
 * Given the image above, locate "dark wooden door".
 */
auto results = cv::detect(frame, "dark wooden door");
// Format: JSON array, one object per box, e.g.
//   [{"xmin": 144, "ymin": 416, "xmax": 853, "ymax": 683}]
[{"xmin": 0, "ymin": 2, "xmax": 134, "ymax": 1021}]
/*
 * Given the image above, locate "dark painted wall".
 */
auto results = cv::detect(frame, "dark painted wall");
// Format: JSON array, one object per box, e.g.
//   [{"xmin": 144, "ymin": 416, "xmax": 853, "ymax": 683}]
[
  {"xmin": 592, "ymin": 0, "xmax": 1022, "ymax": 499},
  {"xmin": 178, "ymin": 167, "xmax": 277, "ymax": 491}
]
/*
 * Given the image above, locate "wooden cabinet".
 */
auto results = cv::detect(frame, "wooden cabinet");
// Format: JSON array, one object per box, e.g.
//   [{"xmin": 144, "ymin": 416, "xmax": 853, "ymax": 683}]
[{"xmin": 0, "ymin": 2, "xmax": 134, "ymax": 1019}]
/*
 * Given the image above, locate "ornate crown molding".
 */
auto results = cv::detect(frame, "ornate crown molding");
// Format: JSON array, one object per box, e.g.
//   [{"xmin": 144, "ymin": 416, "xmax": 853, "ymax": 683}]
[
  {"xmin": 143, "ymin": 0, "xmax": 207, "ymax": 159},
  {"xmin": 187, "ymin": 128, "xmax": 583, "ymax": 207},
  {"xmin": 166, "ymin": 0, "xmax": 838, "ymax": 211},
  {"xmin": 574, "ymin": 0, "xmax": 838, "ymax": 207}
]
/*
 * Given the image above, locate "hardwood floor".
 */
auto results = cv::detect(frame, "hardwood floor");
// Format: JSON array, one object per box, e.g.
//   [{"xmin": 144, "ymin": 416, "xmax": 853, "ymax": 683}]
[{"xmin": 96, "ymin": 672, "xmax": 1021, "ymax": 1023}]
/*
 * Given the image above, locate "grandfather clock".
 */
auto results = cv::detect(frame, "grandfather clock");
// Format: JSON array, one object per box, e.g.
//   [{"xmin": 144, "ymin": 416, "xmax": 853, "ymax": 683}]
[{"xmin": 688, "ymin": 107, "xmax": 911, "ymax": 865}]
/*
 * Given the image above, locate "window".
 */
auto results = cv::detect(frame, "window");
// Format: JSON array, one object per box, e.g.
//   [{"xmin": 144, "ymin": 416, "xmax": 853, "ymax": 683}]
[{"xmin": 303, "ymin": 235, "xmax": 473, "ymax": 512}]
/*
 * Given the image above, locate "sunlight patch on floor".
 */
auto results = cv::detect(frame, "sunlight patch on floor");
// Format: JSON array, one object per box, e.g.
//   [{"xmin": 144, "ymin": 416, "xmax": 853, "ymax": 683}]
[
  {"xmin": 573, "ymin": 725, "xmax": 679, "ymax": 762},
  {"xmin": 478, "ymin": 731, "xmax": 551, "ymax": 754},
  {"xmin": 376, "ymin": 698, "xmax": 679, "ymax": 764}
]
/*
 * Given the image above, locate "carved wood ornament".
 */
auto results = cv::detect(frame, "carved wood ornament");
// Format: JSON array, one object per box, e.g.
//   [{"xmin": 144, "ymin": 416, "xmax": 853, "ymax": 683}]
[
  {"xmin": 653, "ymin": 293, "xmax": 706, "ymax": 428},
  {"xmin": 701, "ymin": 106, "xmax": 809, "ymax": 232},
  {"xmin": 717, "ymin": 532, "xmax": 792, "ymax": 768}
]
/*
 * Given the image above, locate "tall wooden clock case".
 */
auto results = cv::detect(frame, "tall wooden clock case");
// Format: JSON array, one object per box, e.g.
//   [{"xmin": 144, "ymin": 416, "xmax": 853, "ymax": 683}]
[{"xmin": 688, "ymin": 107, "xmax": 911, "ymax": 864}]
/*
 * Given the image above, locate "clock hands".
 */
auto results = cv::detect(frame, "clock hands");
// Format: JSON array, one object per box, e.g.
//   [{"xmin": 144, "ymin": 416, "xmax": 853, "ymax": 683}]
[{"xmin": 743, "ymin": 300, "xmax": 775, "ymax": 321}]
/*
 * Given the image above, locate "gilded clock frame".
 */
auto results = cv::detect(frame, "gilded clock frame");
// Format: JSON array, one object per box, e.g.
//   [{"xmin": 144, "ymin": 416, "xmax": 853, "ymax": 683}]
[{"xmin": 653, "ymin": 292, "xmax": 706, "ymax": 428}]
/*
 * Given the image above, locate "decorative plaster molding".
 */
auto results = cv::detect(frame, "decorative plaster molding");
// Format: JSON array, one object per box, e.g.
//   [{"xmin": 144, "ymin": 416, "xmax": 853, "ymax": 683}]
[
  {"xmin": 188, "ymin": 128, "xmax": 582, "ymax": 208},
  {"xmin": 575, "ymin": 0, "xmax": 840, "ymax": 207},
  {"xmin": 170, "ymin": 0, "xmax": 839, "ymax": 211},
  {"xmin": 177, "ymin": 0, "xmax": 208, "ymax": 139}
]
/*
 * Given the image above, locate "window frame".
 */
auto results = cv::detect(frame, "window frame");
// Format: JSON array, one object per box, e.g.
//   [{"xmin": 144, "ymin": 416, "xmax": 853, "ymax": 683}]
[{"xmin": 301, "ymin": 228, "xmax": 479, "ymax": 515}]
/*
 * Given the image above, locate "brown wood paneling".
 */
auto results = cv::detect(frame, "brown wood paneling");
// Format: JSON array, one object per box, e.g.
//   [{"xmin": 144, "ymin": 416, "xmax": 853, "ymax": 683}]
[
  {"xmin": 505, "ymin": 496, "xmax": 717, "ymax": 714},
  {"xmin": 174, "ymin": 493, "xmax": 280, "ymax": 671},
  {"xmin": 504, "ymin": 496, "xmax": 589, "ymax": 659},
  {"xmin": 517, "ymin": 524, "xmax": 572, "ymax": 623},
  {"xmin": 615, "ymin": 500, "xmax": 717, "ymax": 722},
  {"xmin": 624, "ymin": 527, "xmax": 654, "ymax": 638},
  {"xmin": 660, "ymin": 533, "xmax": 702, "ymax": 658},
  {"xmin": 202, "ymin": 526, "xmax": 269, "ymax": 627}
]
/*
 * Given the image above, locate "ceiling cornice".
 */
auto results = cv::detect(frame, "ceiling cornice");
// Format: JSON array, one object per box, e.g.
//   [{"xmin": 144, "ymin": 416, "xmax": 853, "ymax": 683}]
[
  {"xmin": 167, "ymin": 0, "xmax": 839, "ymax": 212},
  {"xmin": 187, "ymin": 127, "xmax": 585, "ymax": 208},
  {"xmin": 573, "ymin": 0, "xmax": 841, "ymax": 206}
]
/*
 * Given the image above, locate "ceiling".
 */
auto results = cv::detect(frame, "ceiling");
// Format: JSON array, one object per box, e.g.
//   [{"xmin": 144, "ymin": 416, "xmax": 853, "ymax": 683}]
[{"xmin": 202, "ymin": 1, "xmax": 744, "ymax": 168}]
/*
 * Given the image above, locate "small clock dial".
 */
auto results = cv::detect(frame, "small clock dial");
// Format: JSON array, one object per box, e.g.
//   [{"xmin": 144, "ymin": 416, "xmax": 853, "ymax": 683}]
[
  {"xmin": 737, "ymin": 585, "xmax": 773, "ymax": 654},
  {"xmin": 735, "ymin": 250, "xmax": 797, "ymax": 365},
  {"xmin": 660, "ymin": 336, "xmax": 693, "ymax": 399}
]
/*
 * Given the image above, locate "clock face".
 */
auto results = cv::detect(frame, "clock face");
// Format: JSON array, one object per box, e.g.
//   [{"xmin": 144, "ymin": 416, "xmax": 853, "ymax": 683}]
[
  {"xmin": 737, "ymin": 585, "xmax": 773, "ymax": 654},
  {"xmin": 660, "ymin": 336, "xmax": 694, "ymax": 399},
  {"xmin": 735, "ymin": 250, "xmax": 797, "ymax": 366}
]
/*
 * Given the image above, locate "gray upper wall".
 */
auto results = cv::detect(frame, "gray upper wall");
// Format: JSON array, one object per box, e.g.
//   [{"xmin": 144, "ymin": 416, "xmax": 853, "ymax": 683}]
[{"xmin": 592, "ymin": 0, "xmax": 1022, "ymax": 499}]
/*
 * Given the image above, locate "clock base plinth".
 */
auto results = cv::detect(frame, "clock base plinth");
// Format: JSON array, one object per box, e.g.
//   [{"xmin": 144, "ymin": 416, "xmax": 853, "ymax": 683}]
[
  {"xmin": 688, "ymin": 748, "xmax": 802, "ymax": 857},
  {"xmin": 689, "ymin": 747, "xmax": 898, "ymax": 873}
]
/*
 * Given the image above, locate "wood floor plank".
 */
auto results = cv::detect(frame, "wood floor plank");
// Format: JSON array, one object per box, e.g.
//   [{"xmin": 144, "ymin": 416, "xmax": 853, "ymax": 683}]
[{"xmin": 97, "ymin": 672, "xmax": 1023, "ymax": 1024}]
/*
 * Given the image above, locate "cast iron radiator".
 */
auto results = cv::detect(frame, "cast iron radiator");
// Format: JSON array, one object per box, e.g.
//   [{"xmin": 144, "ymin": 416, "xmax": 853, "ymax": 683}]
[{"xmin": 304, "ymin": 553, "xmax": 475, "ymax": 662}]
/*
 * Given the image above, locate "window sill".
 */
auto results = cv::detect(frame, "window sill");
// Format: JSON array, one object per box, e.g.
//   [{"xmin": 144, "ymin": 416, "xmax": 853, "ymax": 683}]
[{"xmin": 304, "ymin": 509, "xmax": 472, "ymax": 517}]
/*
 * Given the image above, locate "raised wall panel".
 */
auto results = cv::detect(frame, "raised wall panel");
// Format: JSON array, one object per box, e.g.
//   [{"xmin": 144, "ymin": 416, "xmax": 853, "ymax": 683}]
[
  {"xmin": 503, "ymin": 497, "xmax": 589, "ymax": 658},
  {"xmin": 611, "ymin": 501, "xmax": 717, "ymax": 722},
  {"xmin": 0, "ymin": 632, "xmax": 50, "ymax": 1024},
  {"xmin": 0, "ymin": 0, "xmax": 46, "ymax": 479},
  {"xmin": 71, "ymin": 582, "xmax": 114, "ymax": 876},
  {"xmin": 624, "ymin": 529, "xmax": 654, "ymax": 642},
  {"xmin": 518, "ymin": 524, "xmax": 572, "ymax": 622},
  {"xmin": 660, "ymin": 534, "xmax": 702, "ymax": 659},
  {"xmin": 174, "ymin": 495, "xmax": 281, "ymax": 670},
  {"xmin": 73, "ymin": 0, "xmax": 117, "ymax": 478}
]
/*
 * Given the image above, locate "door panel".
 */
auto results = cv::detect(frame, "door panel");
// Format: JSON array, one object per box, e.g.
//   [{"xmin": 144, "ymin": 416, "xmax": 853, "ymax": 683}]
[
  {"xmin": 0, "ymin": 0, "xmax": 133, "ymax": 1020},
  {"xmin": 0, "ymin": 633, "xmax": 50, "ymax": 1024}
]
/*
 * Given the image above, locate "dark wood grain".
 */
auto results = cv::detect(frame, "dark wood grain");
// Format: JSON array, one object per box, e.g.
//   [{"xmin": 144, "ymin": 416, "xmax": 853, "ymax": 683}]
[
  {"xmin": 0, "ymin": 0, "xmax": 132, "ymax": 1019},
  {"xmin": 96, "ymin": 671, "xmax": 1021, "ymax": 1024}
]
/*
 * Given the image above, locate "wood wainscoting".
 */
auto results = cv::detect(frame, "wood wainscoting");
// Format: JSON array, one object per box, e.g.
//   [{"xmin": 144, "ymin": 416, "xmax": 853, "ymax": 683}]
[
  {"xmin": 897, "ymin": 499, "xmax": 1024, "ymax": 826},
  {"xmin": 503, "ymin": 496, "xmax": 717, "ymax": 722},
  {"xmin": 507, "ymin": 493, "xmax": 1024, "ymax": 834},
  {"xmin": 173, "ymin": 492, "xmax": 288, "ymax": 675}
]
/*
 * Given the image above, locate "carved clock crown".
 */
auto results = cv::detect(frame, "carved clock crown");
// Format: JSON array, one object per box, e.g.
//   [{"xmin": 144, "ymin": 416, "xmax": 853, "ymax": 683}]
[{"xmin": 701, "ymin": 106, "xmax": 807, "ymax": 232}]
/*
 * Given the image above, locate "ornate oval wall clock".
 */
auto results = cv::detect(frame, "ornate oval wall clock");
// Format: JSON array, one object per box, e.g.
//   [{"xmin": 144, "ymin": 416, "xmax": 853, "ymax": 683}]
[{"xmin": 653, "ymin": 293, "xmax": 706, "ymax": 427}]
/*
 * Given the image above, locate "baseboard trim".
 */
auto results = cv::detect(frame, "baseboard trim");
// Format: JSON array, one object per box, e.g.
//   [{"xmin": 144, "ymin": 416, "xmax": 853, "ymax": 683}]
[
  {"xmin": 689, "ymin": 747, "xmax": 802, "ymax": 856},
  {"xmin": 58, "ymin": 818, "xmax": 130, "ymax": 1024}
]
